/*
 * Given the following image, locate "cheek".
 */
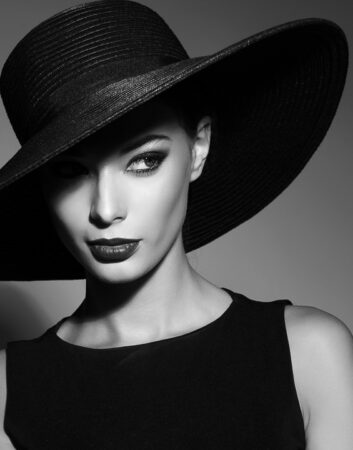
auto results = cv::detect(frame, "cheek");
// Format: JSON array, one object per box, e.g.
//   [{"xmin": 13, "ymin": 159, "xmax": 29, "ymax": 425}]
[
  {"xmin": 43, "ymin": 184, "xmax": 88, "ymax": 248},
  {"xmin": 134, "ymin": 152, "xmax": 190, "ymax": 239}
]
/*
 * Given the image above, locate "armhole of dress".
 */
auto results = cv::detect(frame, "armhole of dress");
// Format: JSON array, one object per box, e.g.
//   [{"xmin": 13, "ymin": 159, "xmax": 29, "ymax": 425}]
[
  {"xmin": 2, "ymin": 344, "xmax": 10, "ymax": 441},
  {"xmin": 0, "ymin": 347, "xmax": 6, "ymax": 431},
  {"xmin": 2, "ymin": 342, "xmax": 22, "ymax": 449},
  {"xmin": 279, "ymin": 301, "xmax": 307, "ymax": 444}
]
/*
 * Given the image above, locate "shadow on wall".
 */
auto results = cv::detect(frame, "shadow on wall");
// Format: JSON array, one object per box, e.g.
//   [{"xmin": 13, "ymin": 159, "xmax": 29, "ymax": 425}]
[{"xmin": 0, "ymin": 284, "xmax": 49, "ymax": 350}]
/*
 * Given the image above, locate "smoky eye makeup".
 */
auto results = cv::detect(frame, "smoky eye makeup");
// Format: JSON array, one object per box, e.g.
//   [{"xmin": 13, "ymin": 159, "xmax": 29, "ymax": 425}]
[
  {"xmin": 126, "ymin": 149, "xmax": 169, "ymax": 176},
  {"xmin": 47, "ymin": 148, "xmax": 170, "ymax": 179}
]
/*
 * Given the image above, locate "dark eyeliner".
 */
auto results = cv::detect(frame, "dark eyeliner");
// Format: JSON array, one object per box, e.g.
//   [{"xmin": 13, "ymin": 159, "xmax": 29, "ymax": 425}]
[
  {"xmin": 127, "ymin": 149, "xmax": 168, "ymax": 176},
  {"xmin": 48, "ymin": 149, "xmax": 169, "ymax": 179}
]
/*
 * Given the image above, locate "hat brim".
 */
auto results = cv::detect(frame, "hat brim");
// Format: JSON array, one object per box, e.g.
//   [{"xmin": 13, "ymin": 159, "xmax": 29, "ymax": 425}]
[{"xmin": 0, "ymin": 17, "xmax": 348, "ymax": 280}]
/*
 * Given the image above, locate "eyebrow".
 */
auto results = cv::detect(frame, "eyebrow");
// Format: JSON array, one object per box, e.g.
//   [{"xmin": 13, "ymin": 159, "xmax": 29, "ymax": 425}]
[{"xmin": 68, "ymin": 134, "xmax": 171, "ymax": 158}]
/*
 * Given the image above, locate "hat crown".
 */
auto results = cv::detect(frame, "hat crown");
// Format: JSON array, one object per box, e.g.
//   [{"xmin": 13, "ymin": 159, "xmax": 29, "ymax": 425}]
[{"xmin": 0, "ymin": 0, "xmax": 189, "ymax": 144}]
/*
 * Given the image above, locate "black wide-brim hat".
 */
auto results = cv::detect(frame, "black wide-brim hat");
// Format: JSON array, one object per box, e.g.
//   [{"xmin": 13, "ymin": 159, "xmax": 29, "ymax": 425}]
[{"xmin": 0, "ymin": 0, "xmax": 349, "ymax": 281}]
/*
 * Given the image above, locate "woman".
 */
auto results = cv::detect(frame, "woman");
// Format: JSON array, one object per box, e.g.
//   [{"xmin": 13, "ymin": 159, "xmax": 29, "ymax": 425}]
[{"xmin": 0, "ymin": 0, "xmax": 352, "ymax": 448}]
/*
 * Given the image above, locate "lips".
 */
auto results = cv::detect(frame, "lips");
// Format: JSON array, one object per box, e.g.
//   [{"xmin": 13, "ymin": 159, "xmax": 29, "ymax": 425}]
[
  {"xmin": 88, "ymin": 237, "xmax": 141, "ymax": 246},
  {"xmin": 88, "ymin": 240, "xmax": 141, "ymax": 262}
]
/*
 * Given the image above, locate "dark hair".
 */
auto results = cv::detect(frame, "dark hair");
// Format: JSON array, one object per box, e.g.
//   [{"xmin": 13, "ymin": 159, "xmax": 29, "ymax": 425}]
[{"xmin": 157, "ymin": 78, "xmax": 216, "ymax": 140}]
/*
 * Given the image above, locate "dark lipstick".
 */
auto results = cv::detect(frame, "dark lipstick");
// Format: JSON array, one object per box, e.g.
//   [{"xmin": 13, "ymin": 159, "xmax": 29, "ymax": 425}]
[{"xmin": 88, "ymin": 237, "xmax": 141, "ymax": 262}]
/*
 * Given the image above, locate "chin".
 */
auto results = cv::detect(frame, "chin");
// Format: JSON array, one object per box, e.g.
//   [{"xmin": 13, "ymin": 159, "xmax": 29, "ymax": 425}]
[
  {"xmin": 83, "ymin": 248, "xmax": 148, "ymax": 283},
  {"xmin": 85, "ymin": 261, "xmax": 142, "ymax": 284},
  {"xmin": 82, "ymin": 238, "xmax": 169, "ymax": 283}
]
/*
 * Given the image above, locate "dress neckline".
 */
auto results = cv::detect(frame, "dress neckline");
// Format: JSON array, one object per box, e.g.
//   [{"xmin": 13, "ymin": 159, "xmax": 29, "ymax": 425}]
[{"xmin": 48, "ymin": 287, "xmax": 244, "ymax": 352}]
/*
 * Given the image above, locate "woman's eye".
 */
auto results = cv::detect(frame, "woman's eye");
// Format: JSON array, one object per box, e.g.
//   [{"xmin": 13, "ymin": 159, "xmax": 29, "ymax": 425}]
[
  {"xmin": 48, "ymin": 161, "xmax": 87, "ymax": 179},
  {"xmin": 126, "ymin": 151, "xmax": 167, "ymax": 176},
  {"xmin": 47, "ymin": 150, "xmax": 167, "ymax": 179}
]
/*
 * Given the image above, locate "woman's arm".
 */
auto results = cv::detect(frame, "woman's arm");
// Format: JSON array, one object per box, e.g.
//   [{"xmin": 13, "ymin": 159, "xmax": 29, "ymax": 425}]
[
  {"xmin": 0, "ymin": 349, "xmax": 15, "ymax": 449},
  {"xmin": 296, "ymin": 306, "xmax": 353, "ymax": 449}
]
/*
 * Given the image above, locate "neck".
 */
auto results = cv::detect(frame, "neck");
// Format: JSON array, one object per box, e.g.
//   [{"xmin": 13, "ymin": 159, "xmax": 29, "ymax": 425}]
[{"xmin": 70, "ymin": 236, "xmax": 211, "ymax": 342}]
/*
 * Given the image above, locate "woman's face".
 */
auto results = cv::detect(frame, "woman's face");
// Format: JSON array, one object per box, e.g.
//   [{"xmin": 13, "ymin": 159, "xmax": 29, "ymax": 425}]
[{"xmin": 37, "ymin": 99, "xmax": 210, "ymax": 283}]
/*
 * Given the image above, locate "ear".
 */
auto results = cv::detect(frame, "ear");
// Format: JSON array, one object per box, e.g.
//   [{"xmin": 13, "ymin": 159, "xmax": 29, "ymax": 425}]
[{"xmin": 189, "ymin": 116, "xmax": 212, "ymax": 183}]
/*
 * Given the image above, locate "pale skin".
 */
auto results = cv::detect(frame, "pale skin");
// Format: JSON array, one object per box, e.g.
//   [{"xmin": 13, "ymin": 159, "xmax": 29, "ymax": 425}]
[{"xmin": 0, "ymin": 99, "xmax": 353, "ymax": 448}]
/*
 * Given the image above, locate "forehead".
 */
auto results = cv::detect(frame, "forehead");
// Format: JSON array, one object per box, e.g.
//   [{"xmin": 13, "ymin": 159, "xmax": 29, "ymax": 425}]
[{"xmin": 65, "ymin": 98, "xmax": 180, "ymax": 158}]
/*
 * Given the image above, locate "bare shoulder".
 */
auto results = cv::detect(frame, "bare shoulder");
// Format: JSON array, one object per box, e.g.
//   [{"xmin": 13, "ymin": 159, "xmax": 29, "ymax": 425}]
[
  {"xmin": 282, "ymin": 304, "xmax": 315, "ymax": 432},
  {"xmin": 283, "ymin": 303, "xmax": 353, "ymax": 449},
  {"xmin": 0, "ymin": 349, "xmax": 15, "ymax": 448}
]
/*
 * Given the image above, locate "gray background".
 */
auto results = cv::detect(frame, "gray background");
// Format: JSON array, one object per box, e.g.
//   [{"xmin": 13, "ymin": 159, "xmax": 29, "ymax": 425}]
[{"xmin": 0, "ymin": 0, "xmax": 352, "ymax": 347}]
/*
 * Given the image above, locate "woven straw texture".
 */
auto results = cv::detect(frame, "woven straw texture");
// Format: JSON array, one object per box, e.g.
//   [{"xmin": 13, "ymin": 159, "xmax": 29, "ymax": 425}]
[{"xmin": 0, "ymin": 0, "xmax": 349, "ymax": 280}]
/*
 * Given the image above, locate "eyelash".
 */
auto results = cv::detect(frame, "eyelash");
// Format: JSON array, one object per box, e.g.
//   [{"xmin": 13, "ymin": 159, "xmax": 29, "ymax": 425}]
[{"xmin": 48, "ymin": 151, "xmax": 167, "ymax": 179}]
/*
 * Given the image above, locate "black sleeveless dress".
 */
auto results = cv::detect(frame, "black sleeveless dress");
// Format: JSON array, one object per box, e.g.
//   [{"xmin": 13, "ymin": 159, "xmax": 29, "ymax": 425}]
[{"xmin": 3, "ymin": 288, "xmax": 306, "ymax": 449}]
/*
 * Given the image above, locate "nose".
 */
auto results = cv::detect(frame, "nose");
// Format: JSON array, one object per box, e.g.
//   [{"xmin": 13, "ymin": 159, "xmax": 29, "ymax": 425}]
[{"xmin": 89, "ymin": 169, "xmax": 126, "ymax": 225}]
